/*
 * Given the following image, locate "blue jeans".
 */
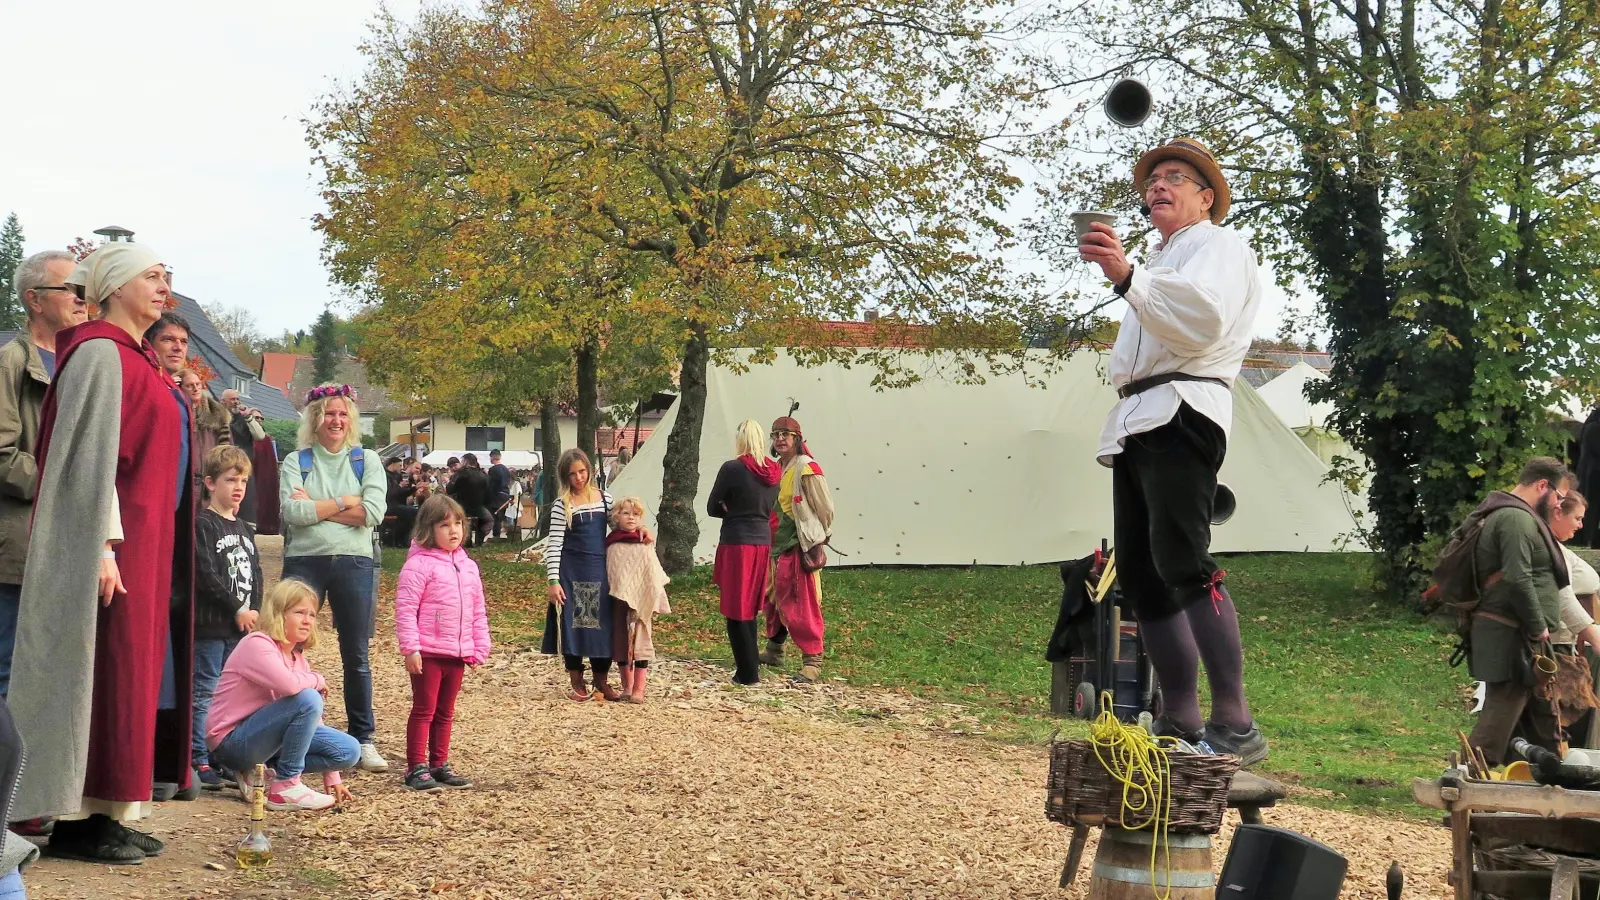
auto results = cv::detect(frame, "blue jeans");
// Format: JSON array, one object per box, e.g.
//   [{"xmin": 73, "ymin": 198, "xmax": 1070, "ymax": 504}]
[
  {"xmin": 210, "ymin": 689, "xmax": 360, "ymax": 780},
  {"xmin": 281, "ymin": 554, "xmax": 376, "ymax": 742},
  {"xmin": 0, "ymin": 868, "xmax": 24, "ymax": 899},
  {"xmin": 191, "ymin": 636, "xmax": 240, "ymax": 765},
  {"xmin": 0, "ymin": 582, "xmax": 20, "ymax": 699}
]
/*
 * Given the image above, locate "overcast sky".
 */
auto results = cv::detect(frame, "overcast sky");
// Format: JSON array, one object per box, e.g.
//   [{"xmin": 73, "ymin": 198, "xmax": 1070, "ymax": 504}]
[
  {"xmin": 0, "ymin": 0, "xmax": 427, "ymax": 338},
  {"xmin": 1, "ymin": 1, "xmax": 1303, "ymax": 346}
]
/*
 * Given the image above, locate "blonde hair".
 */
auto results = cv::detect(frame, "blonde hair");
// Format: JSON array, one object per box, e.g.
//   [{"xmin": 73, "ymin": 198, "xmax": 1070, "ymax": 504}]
[
  {"xmin": 609, "ymin": 496, "xmax": 647, "ymax": 527},
  {"xmin": 413, "ymin": 494, "xmax": 466, "ymax": 548},
  {"xmin": 733, "ymin": 419, "xmax": 765, "ymax": 459},
  {"xmin": 260, "ymin": 578, "xmax": 319, "ymax": 651},
  {"xmin": 556, "ymin": 448, "xmax": 597, "ymax": 518},
  {"xmin": 297, "ymin": 391, "xmax": 363, "ymax": 452},
  {"xmin": 203, "ymin": 445, "xmax": 253, "ymax": 481}
]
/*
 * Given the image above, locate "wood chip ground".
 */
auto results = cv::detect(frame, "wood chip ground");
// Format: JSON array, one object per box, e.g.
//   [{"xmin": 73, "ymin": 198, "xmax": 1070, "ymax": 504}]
[{"xmin": 23, "ymin": 538, "xmax": 1454, "ymax": 898}]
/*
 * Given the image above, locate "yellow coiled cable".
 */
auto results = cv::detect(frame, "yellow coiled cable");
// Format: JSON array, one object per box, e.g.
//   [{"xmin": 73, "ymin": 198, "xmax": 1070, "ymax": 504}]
[{"xmin": 1087, "ymin": 691, "xmax": 1174, "ymax": 900}]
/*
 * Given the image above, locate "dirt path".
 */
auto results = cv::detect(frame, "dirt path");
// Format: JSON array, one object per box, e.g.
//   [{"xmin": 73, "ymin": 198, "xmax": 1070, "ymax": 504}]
[{"xmin": 26, "ymin": 538, "xmax": 1454, "ymax": 898}]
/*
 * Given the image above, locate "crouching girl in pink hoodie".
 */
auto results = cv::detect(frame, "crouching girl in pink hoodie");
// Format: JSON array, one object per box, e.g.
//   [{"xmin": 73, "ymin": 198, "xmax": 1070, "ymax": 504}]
[
  {"xmin": 207, "ymin": 578, "xmax": 360, "ymax": 812},
  {"xmin": 395, "ymin": 495, "xmax": 491, "ymax": 792}
]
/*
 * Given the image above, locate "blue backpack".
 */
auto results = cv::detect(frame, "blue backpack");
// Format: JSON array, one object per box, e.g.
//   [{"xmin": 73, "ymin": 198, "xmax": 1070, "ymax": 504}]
[
  {"xmin": 289, "ymin": 449, "xmax": 378, "ymax": 561},
  {"xmin": 298, "ymin": 448, "xmax": 365, "ymax": 483}
]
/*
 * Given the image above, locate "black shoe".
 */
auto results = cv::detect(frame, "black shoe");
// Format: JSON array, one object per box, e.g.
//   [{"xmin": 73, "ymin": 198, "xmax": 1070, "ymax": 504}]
[
  {"xmin": 196, "ymin": 765, "xmax": 233, "ymax": 791},
  {"xmin": 115, "ymin": 823, "xmax": 165, "ymax": 857},
  {"xmin": 403, "ymin": 764, "xmax": 444, "ymax": 792},
  {"xmin": 44, "ymin": 816, "xmax": 144, "ymax": 866},
  {"xmin": 1201, "ymin": 722, "xmax": 1270, "ymax": 768},
  {"xmin": 430, "ymin": 764, "xmax": 473, "ymax": 789},
  {"xmin": 1149, "ymin": 715, "xmax": 1203, "ymax": 746}
]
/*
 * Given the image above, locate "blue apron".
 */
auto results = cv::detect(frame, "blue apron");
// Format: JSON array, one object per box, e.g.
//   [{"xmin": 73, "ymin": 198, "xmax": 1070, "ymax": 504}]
[{"xmin": 554, "ymin": 503, "xmax": 613, "ymax": 659}]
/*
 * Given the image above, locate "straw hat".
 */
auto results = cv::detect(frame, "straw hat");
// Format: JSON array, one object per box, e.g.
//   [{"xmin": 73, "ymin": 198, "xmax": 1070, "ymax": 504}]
[{"xmin": 1132, "ymin": 138, "xmax": 1230, "ymax": 224}]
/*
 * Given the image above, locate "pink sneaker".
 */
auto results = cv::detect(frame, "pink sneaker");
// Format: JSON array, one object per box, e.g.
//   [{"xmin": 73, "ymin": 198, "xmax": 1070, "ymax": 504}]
[{"xmin": 265, "ymin": 776, "xmax": 336, "ymax": 811}]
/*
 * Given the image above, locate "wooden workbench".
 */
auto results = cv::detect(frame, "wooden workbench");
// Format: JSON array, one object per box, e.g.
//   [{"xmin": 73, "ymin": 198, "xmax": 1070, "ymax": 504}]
[{"xmin": 1413, "ymin": 763, "xmax": 1600, "ymax": 899}]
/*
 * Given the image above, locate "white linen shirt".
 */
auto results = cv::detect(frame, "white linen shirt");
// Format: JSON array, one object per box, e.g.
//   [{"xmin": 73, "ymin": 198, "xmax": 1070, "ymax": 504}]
[{"xmin": 1096, "ymin": 220, "xmax": 1263, "ymax": 465}]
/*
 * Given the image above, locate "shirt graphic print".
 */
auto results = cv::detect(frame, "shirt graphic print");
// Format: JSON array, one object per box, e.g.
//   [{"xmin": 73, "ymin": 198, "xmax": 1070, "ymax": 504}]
[{"xmin": 213, "ymin": 531, "xmax": 257, "ymax": 614}]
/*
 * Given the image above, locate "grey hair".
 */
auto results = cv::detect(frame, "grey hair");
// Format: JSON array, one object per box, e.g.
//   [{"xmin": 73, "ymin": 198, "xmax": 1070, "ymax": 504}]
[{"xmin": 13, "ymin": 251, "xmax": 77, "ymax": 317}]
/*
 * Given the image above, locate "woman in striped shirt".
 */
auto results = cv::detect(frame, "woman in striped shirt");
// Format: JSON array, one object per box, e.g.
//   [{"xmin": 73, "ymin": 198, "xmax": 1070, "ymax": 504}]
[{"xmin": 541, "ymin": 449, "xmax": 620, "ymax": 701}]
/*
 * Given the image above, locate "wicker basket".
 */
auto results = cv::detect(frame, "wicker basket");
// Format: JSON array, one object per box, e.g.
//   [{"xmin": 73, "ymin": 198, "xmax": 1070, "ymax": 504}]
[
  {"xmin": 1045, "ymin": 738, "xmax": 1240, "ymax": 834},
  {"xmin": 1479, "ymin": 845, "xmax": 1600, "ymax": 873}
]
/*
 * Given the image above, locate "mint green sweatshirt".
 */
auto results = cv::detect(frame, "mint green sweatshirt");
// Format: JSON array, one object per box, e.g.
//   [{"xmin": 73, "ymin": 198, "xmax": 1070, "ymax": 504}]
[{"xmin": 279, "ymin": 445, "xmax": 387, "ymax": 558}]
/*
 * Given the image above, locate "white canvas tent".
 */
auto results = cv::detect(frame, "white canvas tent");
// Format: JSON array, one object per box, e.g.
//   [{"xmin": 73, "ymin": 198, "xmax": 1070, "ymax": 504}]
[
  {"xmin": 1256, "ymin": 362, "xmax": 1360, "ymax": 469},
  {"xmin": 608, "ymin": 350, "xmax": 1363, "ymax": 567},
  {"xmin": 1256, "ymin": 362, "xmax": 1334, "ymax": 431}
]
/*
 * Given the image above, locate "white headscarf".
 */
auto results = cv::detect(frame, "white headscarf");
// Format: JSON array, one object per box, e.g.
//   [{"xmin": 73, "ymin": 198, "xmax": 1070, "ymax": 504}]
[{"xmin": 65, "ymin": 243, "xmax": 164, "ymax": 304}]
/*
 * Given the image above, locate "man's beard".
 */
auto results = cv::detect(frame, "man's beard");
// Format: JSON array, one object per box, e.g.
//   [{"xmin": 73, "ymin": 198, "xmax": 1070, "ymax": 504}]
[{"xmin": 1535, "ymin": 492, "xmax": 1555, "ymax": 520}]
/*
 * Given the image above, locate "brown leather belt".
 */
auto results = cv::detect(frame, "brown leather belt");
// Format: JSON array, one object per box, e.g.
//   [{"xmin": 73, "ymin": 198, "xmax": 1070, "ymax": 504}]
[
  {"xmin": 1473, "ymin": 571, "xmax": 1522, "ymax": 629},
  {"xmin": 1117, "ymin": 372, "xmax": 1230, "ymax": 400},
  {"xmin": 1474, "ymin": 609, "xmax": 1521, "ymax": 629}
]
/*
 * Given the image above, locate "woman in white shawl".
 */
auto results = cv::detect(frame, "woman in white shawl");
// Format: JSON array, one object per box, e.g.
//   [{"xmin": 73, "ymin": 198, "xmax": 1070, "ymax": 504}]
[{"xmin": 1544, "ymin": 491, "xmax": 1600, "ymax": 746}]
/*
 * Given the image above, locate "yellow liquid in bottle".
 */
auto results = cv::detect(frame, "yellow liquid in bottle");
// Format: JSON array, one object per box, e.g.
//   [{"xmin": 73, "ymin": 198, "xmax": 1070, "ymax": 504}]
[
  {"xmin": 235, "ymin": 844, "xmax": 273, "ymax": 869},
  {"xmin": 235, "ymin": 764, "xmax": 274, "ymax": 869}
]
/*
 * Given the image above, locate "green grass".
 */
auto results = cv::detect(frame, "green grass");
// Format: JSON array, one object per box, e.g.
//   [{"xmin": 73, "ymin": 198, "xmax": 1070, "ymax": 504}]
[{"xmin": 384, "ymin": 546, "xmax": 1468, "ymax": 816}]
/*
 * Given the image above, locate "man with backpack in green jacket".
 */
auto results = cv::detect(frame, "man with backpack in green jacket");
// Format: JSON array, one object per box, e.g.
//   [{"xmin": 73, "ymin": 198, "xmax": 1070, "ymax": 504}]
[{"xmin": 1463, "ymin": 457, "xmax": 1572, "ymax": 765}]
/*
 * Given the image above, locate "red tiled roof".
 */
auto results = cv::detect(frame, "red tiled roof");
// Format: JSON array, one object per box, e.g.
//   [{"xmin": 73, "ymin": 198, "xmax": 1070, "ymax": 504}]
[
  {"xmin": 813, "ymin": 320, "xmax": 935, "ymax": 348},
  {"xmin": 260, "ymin": 352, "xmax": 303, "ymax": 399}
]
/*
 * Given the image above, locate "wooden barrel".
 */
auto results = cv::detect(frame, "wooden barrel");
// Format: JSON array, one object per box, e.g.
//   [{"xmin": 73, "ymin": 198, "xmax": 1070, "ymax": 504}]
[{"xmin": 1087, "ymin": 827, "xmax": 1214, "ymax": 899}]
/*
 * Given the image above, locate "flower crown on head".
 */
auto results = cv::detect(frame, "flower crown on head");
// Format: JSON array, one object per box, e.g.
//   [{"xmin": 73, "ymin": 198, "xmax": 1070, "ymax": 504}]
[{"xmin": 306, "ymin": 384, "xmax": 357, "ymax": 404}]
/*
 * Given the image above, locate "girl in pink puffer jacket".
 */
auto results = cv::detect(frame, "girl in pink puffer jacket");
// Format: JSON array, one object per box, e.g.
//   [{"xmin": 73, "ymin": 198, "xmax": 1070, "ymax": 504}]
[{"xmin": 394, "ymin": 495, "xmax": 491, "ymax": 792}]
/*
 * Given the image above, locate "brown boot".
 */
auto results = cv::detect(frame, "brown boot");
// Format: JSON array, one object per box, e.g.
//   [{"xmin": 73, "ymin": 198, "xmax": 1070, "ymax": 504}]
[
  {"xmin": 797, "ymin": 654, "xmax": 823, "ymax": 683},
  {"xmin": 759, "ymin": 641, "xmax": 785, "ymax": 668}
]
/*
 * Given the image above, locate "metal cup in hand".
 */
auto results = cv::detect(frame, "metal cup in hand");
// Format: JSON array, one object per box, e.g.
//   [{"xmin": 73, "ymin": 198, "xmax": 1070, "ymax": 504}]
[{"xmin": 1071, "ymin": 211, "xmax": 1116, "ymax": 258}]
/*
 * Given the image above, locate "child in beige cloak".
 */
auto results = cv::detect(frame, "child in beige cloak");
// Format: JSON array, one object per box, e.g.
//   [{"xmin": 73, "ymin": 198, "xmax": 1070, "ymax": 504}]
[{"xmin": 606, "ymin": 497, "xmax": 671, "ymax": 703}]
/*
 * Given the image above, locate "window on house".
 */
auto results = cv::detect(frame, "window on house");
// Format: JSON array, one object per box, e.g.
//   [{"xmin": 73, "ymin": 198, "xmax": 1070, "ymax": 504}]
[
  {"xmin": 534, "ymin": 428, "xmax": 543, "ymax": 448},
  {"xmin": 465, "ymin": 426, "xmax": 506, "ymax": 452},
  {"xmin": 232, "ymin": 376, "xmax": 252, "ymax": 397}
]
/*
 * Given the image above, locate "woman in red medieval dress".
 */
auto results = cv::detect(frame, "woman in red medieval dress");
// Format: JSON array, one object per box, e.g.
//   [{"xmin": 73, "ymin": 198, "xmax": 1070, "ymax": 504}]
[{"xmin": 6, "ymin": 242, "xmax": 196, "ymax": 864}]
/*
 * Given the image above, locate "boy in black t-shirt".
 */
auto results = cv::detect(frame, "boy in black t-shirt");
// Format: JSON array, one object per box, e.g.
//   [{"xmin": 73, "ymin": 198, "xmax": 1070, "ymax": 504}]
[{"xmin": 192, "ymin": 445, "xmax": 264, "ymax": 790}]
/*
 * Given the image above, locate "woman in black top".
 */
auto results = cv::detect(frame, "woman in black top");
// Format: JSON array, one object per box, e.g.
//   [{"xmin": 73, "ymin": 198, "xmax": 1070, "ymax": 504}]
[{"xmin": 707, "ymin": 419, "xmax": 781, "ymax": 684}]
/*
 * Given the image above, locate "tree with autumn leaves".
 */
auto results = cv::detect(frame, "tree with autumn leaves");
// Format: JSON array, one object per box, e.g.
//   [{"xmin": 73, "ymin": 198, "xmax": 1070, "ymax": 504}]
[
  {"xmin": 1042, "ymin": 0, "xmax": 1600, "ymax": 600},
  {"xmin": 311, "ymin": 0, "xmax": 1061, "ymax": 571}
]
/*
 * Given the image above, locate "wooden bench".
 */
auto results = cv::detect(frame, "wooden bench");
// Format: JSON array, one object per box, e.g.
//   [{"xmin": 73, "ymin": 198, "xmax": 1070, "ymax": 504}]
[{"xmin": 1058, "ymin": 771, "xmax": 1287, "ymax": 888}]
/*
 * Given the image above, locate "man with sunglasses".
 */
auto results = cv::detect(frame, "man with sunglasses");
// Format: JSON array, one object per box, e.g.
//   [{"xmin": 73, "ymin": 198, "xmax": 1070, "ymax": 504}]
[
  {"xmin": 1078, "ymin": 138, "xmax": 1268, "ymax": 765},
  {"xmin": 0, "ymin": 250, "xmax": 89, "ymax": 699},
  {"xmin": 1464, "ymin": 456, "xmax": 1575, "ymax": 764}
]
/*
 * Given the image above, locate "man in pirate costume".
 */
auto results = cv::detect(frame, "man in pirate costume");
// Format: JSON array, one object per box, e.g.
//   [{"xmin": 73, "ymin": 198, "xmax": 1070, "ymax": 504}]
[
  {"xmin": 1077, "ymin": 138, "xmax": 1268, "ymax": 766},
  {"xmin": 759, "ymin": 417, "xmax": 835, "ymax": 683}
]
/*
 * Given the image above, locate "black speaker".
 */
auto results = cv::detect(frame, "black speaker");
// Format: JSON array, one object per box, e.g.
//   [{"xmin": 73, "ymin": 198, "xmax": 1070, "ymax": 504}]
[{"xmin": 1217, "ymin": 825, "xmax": 1348, "ymax": 900}]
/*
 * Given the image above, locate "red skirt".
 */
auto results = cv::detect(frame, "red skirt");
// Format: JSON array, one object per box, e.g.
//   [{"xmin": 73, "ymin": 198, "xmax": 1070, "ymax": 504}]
[{"xmin": 713, "ymin": 544, "xmax": 769, "ymax": 620}]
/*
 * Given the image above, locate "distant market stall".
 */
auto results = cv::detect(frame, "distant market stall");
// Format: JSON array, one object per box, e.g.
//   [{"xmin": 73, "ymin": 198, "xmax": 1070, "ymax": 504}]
[{"xmin": 420, "ymin": 449, "xmax": 541, "ymax": 468}]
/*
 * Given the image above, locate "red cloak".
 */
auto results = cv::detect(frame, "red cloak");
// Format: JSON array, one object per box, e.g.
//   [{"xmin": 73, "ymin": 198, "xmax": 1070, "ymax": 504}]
[{"xmin": 33, "ymin": 320, "xmax": 196, "ymax": 801}]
